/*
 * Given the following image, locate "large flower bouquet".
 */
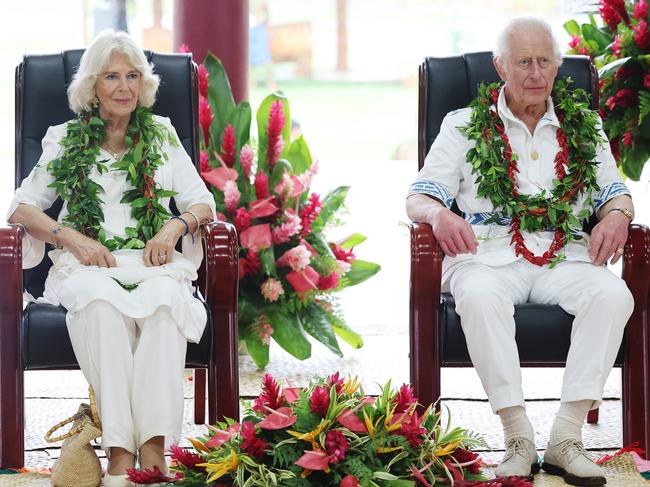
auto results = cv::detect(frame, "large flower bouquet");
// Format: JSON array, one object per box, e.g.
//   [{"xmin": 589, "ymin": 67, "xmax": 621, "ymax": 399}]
[
  {"xmin": 193, "ymin": 52, "xmax": 381, "ymax": 368},
  {"xmin": 165, "ymin": 373, "xmax": 528, "ymax": 487},
  {"xmin": 565, "ymin": 0, "xmax": 650, "ymax": 180}
]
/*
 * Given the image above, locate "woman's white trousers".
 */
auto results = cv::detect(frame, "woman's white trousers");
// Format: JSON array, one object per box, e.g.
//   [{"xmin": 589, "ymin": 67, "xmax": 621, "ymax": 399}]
[
  {"xmin": 66, "ymin": 300, "xmax": 187, "ymax": 453},
  {"xmin": 449, "ymin": 259, "xmax": 634, "ymax": 413}
]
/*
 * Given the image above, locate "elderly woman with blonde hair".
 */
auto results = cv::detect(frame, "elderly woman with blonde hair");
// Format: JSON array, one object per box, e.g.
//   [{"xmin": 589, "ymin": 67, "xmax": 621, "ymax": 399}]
[{"xmin": 8, "ymin": 30, "xmax": 215, "ymax": 486}]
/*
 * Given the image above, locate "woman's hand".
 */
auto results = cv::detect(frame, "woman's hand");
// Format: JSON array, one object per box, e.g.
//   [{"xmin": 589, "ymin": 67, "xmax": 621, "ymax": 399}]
[
  {"xmin": 63, "ymin": 229, "xmax": 117, "ymax": 268},
  {"xmin": 143, "ymin": 219, "xmax": 185, "ymax": 266}
]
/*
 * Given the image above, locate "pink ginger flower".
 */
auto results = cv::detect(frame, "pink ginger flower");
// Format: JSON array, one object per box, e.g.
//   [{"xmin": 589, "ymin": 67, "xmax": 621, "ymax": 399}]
[
  {"xmin": 318, "ymin": 272, "xmax": 340, "ymax": 291},
  {"xmin": 255, "ymin": 172, "xmax": 270, "ymax": 199},
  {"xmin": 272, "ymin": 209, "xmax": 302, "ymax": 244},
  {"xmin": 261, "ymin": 278, "xmax": 284, "ymax": 302},
  {"xmin": 255, "ymin": 320, "xmax": 274, "ymax": 345},
  {"xmin": 633, "ymin": 20, "xmax": 650, "ymax": 50},
  {"xmin": 199, "ymin": 150, "xmax": 210, "ymax": 173},
  {"xmin": 220, "ymin": 124, "xmax": 236, "ymax": 167},
  {"xmin": 336, "ymin": 260, "xmax": 352, "ymax": 274},
  {"xmin": 266, "ymin": 100, "xmax": 285, "ymax": 165},
  {"xmin": 198, "ymin": 64, "xmax": 209, "ymax": 98},
  {"xmin": 274, "ymin": 172, "xmax": 292, "ymax": 196},
  {"xmin": 240, "ymin": 144, "xmax": 254, "ymax": 177},
  {"xmin": 635, "ymin": 0, "xmax": 649, "ymax": 20},
  {"xmin": 198, "ymin": 95, "xmax": 213, "ymax": 144},
  {"xmin": 623, "ymin": 131, "xmax": 634, "ymax": 146},
  {"xmin": 298, "ymin": 159, "xmax": 320, "ymax": 188},
  {"xmin": 234, "ymin": 207, "xmax": 251, "ymax": 233},
  {"xmin": 224, "ymin": 180, "xmax": 241, "ymax": 212},
  {"xmin": 612, "ymin": 34, "xmax": 624, "ymax": 57},
  {"xmin": 178, "ymin": 43, "xmax": 191, "ymax": 53},
  {"xmin": 277, "ymin": 245, "xmax": 311, "ymax": 271}
]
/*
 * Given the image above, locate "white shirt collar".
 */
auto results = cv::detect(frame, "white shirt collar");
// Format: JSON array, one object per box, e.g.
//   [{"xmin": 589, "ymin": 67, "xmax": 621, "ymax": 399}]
[{"xmin": 495, "ymin": 84, "xmax": 560, "ymax": 131}]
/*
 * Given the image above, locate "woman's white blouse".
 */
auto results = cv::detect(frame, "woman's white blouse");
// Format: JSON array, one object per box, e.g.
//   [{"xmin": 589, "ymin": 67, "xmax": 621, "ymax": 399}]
[
  {"xmin": 408, "ymin": 87, "xmax": 630, "ymax": 284},
  {"xmin": 8, "ymin": 115, "xmax": 217, "ymax": 342}
]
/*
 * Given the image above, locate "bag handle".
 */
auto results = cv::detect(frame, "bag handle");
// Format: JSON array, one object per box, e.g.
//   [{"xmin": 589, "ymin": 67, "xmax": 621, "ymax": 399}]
[{"xmin": 45, "ymin": 385, "xmax": 101, "ymax": 443}]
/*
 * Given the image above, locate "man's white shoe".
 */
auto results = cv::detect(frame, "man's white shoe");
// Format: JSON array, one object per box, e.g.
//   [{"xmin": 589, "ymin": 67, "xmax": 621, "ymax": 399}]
[
  {"xmin": 495, "ymin": 436, "xmax": 540, "ymax": 479},
  {"xmin": 542, "ymin": 439, "xmax": 606, "ymax": 486}
]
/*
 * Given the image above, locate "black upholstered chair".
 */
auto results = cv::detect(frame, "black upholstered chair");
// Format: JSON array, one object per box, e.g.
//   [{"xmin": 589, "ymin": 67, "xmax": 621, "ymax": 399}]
[
  {"xmin": 409, "ymin": 52, "xmax": 650, "ymax": 454},
  {"xmin": 0, "ymin": 50, "xmax": 240, "ymax": 468}
]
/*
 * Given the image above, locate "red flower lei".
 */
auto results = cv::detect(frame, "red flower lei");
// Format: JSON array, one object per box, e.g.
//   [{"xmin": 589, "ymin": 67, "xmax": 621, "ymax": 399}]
[{"xmin": 464, "ymin": 80, "xmax": 602, "ymax": 267}]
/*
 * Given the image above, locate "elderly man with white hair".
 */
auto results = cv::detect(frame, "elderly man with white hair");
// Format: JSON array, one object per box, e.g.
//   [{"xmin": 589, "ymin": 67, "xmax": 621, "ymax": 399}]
[{"xmin": 406, "ymin": 16, "xmax": 634, "ymax": 486}]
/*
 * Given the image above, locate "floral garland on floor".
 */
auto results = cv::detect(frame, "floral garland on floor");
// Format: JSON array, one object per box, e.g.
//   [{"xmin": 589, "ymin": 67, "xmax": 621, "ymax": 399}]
[
  {"xmin": 46, "ymin": 106, "xmax": 178, "ymax": 250},
  {"xmin": 462, "ymin": 79, "xmax": 603, "ymax": 266}
]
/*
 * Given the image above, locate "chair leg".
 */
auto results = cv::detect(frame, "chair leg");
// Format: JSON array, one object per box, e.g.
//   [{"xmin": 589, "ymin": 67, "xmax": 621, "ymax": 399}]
[
  {"xmin": 586, "ymin": 408, "xmax": 599, "ymax": 424},
  {"xmin": 193, "ymin": 369, "xmax": 206, "ymax": 424}
]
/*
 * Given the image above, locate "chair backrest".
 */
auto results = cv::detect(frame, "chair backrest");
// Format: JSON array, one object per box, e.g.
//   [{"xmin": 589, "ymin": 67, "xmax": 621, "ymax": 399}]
[
  {"xmin": 418, "ymin": 52, "xmax": 598, "ymax": 170},
  {"xmin": 15, "ymin": 50, "xmax": 199, "ymax": 298}
]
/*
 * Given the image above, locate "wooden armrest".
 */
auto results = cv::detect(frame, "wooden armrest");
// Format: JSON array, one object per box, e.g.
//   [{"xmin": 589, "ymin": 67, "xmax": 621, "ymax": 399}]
[
  {"xmin": 0, "ymin": 224, "xmax": 24, "ymax": 315},
  {"xmin": 622, "ymin": 223, "xmax": 650, "ymax": 312},
  {"xmin": 199, "ymin": 221, "xmax": 240, "ymax": 423}
]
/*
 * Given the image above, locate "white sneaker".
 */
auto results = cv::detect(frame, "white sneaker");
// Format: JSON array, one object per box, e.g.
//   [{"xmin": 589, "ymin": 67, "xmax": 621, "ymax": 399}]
[
  {"xmin": 495, "ymin": 436, "xmax": 540, "ymax": 479},
  {"xmin": 542, "ymin": 439, "xmax": 606, "ymax": 486}
]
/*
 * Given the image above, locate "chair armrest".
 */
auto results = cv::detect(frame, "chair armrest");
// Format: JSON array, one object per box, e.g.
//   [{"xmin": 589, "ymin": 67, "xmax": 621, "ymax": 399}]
[
  {"xmin": 622, "ymin": 223, "xmax": 650, "ymax": 312},
  {"xmin": 201, "ymin": 221, "xmax": 240, "ymax": 423},
  {"xmin": 0, "ymin": 224, "xmax": 24, "ymax": 318},
  {"xmin": 408, "ymin": 222, "xmax": 444, "ymax": 406}
]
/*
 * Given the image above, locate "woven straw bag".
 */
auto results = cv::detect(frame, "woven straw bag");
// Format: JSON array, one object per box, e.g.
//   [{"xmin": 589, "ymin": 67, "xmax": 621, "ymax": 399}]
[{"xmin": 45, "ymin": 386, "xmax": 102, "ymax": 487}]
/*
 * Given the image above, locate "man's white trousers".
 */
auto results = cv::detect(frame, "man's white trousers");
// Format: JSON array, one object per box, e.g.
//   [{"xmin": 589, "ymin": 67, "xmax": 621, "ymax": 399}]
[
  {"xmin": 449, "ymin": 259, "xmax": 634, "ymax": 413},
  {"xmin": 66, "ymin": 300, "xmax": 187, "ymax": 453}
]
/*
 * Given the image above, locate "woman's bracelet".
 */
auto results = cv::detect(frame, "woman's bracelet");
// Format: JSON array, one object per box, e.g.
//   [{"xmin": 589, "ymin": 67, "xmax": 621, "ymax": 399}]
[
  {"xmin": 170, "ymin": 215, "xmax": 194, "ymax": 244},
  {"xmin": 50, "ymin": 224, "xmax": 64, "ymax": 249},
  {"xmin": 183, "ymin": 210, "xmax": 202, "ymax": 230}
]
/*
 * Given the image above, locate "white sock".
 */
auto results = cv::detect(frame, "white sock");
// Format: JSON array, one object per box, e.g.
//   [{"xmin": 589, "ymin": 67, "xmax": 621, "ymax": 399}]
[
  {"xmin": 549, "ymin": 400, "xmax": 593, "ymax": 444},
  {"xmin": 498, "ymin": 406, "xmax": 535, "ymax": 442}
]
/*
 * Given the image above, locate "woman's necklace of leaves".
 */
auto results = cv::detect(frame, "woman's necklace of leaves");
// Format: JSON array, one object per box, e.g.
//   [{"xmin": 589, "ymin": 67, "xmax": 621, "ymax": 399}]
[
  {"xmin": 47, "ymin": 106, "xmax": 178, "ymax": 251},
  {"xmin": 462, "ymin": 78, "xmax": 603, "ymax": 266}
]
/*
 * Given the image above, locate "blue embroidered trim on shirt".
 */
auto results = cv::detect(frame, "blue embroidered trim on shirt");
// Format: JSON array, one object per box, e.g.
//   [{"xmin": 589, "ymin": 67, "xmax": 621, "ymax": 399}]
[
  {"xmin": 408, "ymin": 182, "xmax": 453, "ymax": 208},
  {"xmin": 465, "ymin": 212, "xmax": 511, "ymax": 225},
  {"xmin": 593, "ymin": 182, "xmax": 630, "ymax": 211}
]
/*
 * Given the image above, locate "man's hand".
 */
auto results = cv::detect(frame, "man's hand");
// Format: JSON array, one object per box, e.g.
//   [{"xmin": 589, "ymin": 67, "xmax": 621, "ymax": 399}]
[
  {"xmin": 588, "ymin": 212, "xmax": 629, "ymax": 266},
  {"xmin": 64, "ymin": 229, "xmax": 117, "ymax": 268},
  {"xmin": 429, "ymin": 207, "xmax": 478, "ymax": 257},
  {"xmin": 143, "ymin": 219, "xmax": 185, "ymax": 267}
]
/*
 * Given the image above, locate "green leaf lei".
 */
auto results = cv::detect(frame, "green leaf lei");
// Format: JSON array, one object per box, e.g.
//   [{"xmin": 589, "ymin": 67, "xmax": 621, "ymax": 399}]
[
  {"xmin": 462, "ymin": 78, "xmax": 603, "ymax": 266},
  {"xmin": 47, "ymin": 106, "xmax": 178, "ymax": 251}
]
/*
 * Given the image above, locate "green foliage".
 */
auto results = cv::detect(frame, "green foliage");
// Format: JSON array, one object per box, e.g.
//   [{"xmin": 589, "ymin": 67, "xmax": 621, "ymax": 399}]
[{"xmin": 343, "ymin": 260, "xmax": 382, "ymax": 287}]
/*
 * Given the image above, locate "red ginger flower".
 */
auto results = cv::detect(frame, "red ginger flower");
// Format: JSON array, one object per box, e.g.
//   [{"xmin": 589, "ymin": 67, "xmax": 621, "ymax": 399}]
[
  {"xmin": 199, "ymin": 150, "xmax": 210, "ymax": 173},
  {"xmin": 328, "ymin": 372, "xmax": 345, "ymax": 394},
  {"xmin": 253, "ymin": 373, "xmax": 284, "ymax": 412},
  {"xmin": 198, "ymin": 64, "xmax": 209, "ymax": 98},
  {"xmin": 398, "ymin": 412, "xmax": 427, "ymax": 448},
  {"xmin": 266, "ymin": 100, "xmax": 285, "ymax": 165},
  {"xmin": 599, "ymin": 1, "xmax": 623, "ymax": 31},
  {"xmin": 633, "ymin": 20, "xmax": 650, "ymax": 49},
  {"xmin": 255, "ymin": 172, "xmax": 270, "ymax": 199},
  {"xmin": 220, "ymin": 124, "xmax": 237, "ymax": 167},
  {"xmin": 240, "ymin": 249, "xmax": 260, "ymax": 279},
  {"xmin": 325, "ymin": 429, "xmax": 348, "ymax": 464},
  {"xmin": 451, "ymin": 447, "xmax": 481, "ymax": 474},
  {"xmin": 169, "ymin": 444, "xmax": 203, "ymax": 470},
  {"xmin": 612, "ymin": 34, "xmax": 624, "ymax": 57},
  {"xmin": 240, "ymin": 421, "xmax": 268, "ymax": 457},
  {"xmin": 394, "ymin": 383, "xmax": 417, "ymax": 413},
  {"xmin": 635, "ymin": 0, "xmax": 649, "ymax": 20},
  {"xmin": 330, "ymin": 242, "xmax": 356, "ymax": 263},
  {"xmin": 623, "ymin": 131, "xmax": 634, "ymax": 146},
  {"xmin": 198, "ymin": 95, "xmax": 213, "ymax": 144},
  {"xmin": 299, "ymin": 193, "xmax": 322, "ymax": 237},
  {"xmin": 606, "ymin": 88, "xmax": 638, "ymax": 110},
  {"xmin": 310, "ymin": 385, "xmax": 330, "ymax": 416},
  {"xmin": 234, "ymin": 207, "xmax": 251, "ymax": 233},
  {"xmin": 126, "ymin": 466, "xmax": 176, "ymax": 484},
  {"xmin": 645, "ymin": 71, "xmax": 650, "ymax": 88}
]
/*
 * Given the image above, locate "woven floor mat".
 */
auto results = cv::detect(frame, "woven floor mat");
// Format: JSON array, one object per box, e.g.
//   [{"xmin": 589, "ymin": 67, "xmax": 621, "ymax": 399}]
[{"xmin": 0, "ymin": 453, "xmax": 647, "ymax": 486}]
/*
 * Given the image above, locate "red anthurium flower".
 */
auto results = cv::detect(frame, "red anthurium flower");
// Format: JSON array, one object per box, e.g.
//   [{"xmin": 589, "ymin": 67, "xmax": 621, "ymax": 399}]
[
  {"xmin": 288, "ymin": 175, "xmax": 306, "ymax": 198},
  {"xmin": 204, "ymin": 423, "xmax": 240, "ymax": 449},
  {"xmin": 394, "ymin": 383, "xmax": 417, "ymax": 413},
  {"xmin": 220, "ymin": 124, "xmax": 237, "ymax": 167},
  {"xmin": 325, "ymin": 429, "xmax": 348, "ymax": 464},
  {"xmin": 310, "ymin": 385, "xmax": 330, "ymax": 416},
  {"xmin": 318, "ymin": 272, "xmax": 340, "ymax": 291},
  {"xmin": 249, "ymin": 197, "xmax": 279, "ymax": 218},
  {"xmin": 169, "ymin": 444, "xmax": 203, "ymax": 470},
  {"xmin": 253, "ymin": 373, "xmax": 284, "ymax": 412},
  {"xmin": 198, "ymin": 95, "xmax": 213, "ymax": 143},
  {"xmin": 255, "ymin": 172, "xmax": 270, "ymax": 199},
  {"xmin": 240, "ymin": 421, "xmax": 268, "ymax": 457},
  {"xmin": 299, "ymin": 238, "xmax": 318, "ymax": 256},
  {"xmin": 126, "ymin": 466, "xmax": 176, "ymax": 484},
  {"xmin": 286, "ymin": 266, "xmax": 320, "ymax": 294},
  {"xmin": 283, "ymin": 387, "xmax": 301, "ymax": 403},
  {"xmin": 240, "ymin": 224, "xmax": 272, "ymax": 252},
  {"xmin": 198, "ymin": 64, "xmax": 209, "ymax": 98},
  {"xmin": 340, "ymin": 474, "xmax": 361, "ymax": 487},
  {"xmin": 256, "ymin": 406, "xmax": 297, "ymax": 429},
  {"xmin": 337, "ymin": 408, "xmax": 368, "ymax": 433},
  {"xmin": 201, "ymin": 166, "xmax": 238, "ymax": 191},
  {"xmin": 295, "ymin": 449, "xmax": 330, "ymax": 471}
]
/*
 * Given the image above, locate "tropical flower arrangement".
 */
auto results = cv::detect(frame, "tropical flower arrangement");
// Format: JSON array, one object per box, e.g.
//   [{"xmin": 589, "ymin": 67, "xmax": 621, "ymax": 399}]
[
  {"xmin": 565, "ymin": 0, "xmax": 650, "ymax": 180},
  {"xmin": 152, "ymin": 373, "xmax": 534, "ymax": 487},
  {"xmin": 182, "ymin": 48, "xmax": 381, "ymax": 368}
]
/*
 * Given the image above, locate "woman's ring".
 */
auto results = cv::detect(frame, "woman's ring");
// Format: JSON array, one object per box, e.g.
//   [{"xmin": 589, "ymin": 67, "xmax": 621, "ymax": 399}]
[
  {"xmin": 158, "ymin": 253, "xmax": 167, "ymax": 262},
  {"xmin": 616, "ymin": 247, "xmax": 624, "ymax": 255}
]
